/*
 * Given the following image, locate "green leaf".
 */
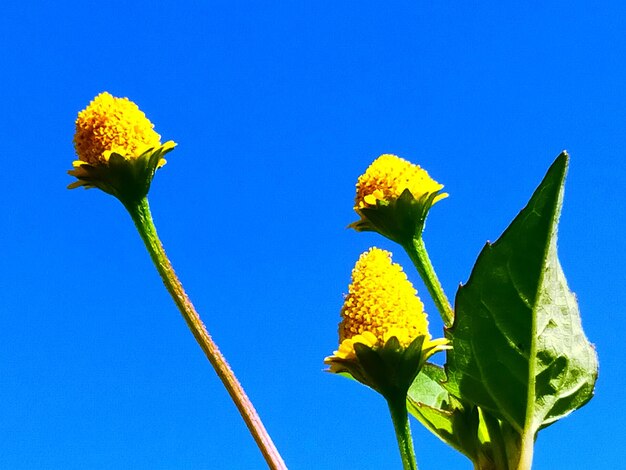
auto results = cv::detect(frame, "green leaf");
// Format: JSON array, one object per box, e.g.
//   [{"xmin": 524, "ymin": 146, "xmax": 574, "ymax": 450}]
[
  {"xmin": 408, "ymin": 363, "xmax": 450, "ymax": 408},
  {"xmin": 445, "ymin": 152, "xmax": 598, "ymax": 440},
  {"xmin": 409, "ymin": 367, "xmax": 519, "ymax": 469},
  {"xmin": 407, "ymin": 364, "xmax": 481, "ymax": 462}
]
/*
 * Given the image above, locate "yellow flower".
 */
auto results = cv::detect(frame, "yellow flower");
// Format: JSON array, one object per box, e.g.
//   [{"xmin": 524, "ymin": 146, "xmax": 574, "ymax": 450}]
[
  {"xmin": 325, "ymin": 248, "xmax": 449, "ymax": 396},
  {"xmin": 339, "ymin": 247, "xmax": 429, "ymax": 350},
  {"xmin": 73, "ymin": 92, "xmax": 164, "ymax": 165},
  {"xmin": 355, "ymin": 154, "xmax": 447, "ymax": 209},
  {"xmin": 350, "ymin": 155, "xmax": 447, "ymax": 244},
  {"xmin": 68, "ymin": 92, "xmax": 176, "ymax": 203}
]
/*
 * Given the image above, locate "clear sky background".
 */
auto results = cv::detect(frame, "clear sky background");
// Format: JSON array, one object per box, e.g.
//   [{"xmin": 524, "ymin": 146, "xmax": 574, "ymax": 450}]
[{"xmin": 1, "ymin": 2, "xmax": 624, "ymax": 469}]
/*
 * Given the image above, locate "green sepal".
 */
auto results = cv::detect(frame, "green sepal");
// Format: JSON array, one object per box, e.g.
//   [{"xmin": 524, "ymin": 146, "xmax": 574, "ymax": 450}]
[
  {"xmin": 67, "ymin": 142, "xmax": 176, "ymax": 205},
  {"xmin": 349, "ymin": 189, "xmax": 443, "ymax": 245},
  {"xmin": 330, "ymin": 335, "xmax": 434, "ymax": 400}
]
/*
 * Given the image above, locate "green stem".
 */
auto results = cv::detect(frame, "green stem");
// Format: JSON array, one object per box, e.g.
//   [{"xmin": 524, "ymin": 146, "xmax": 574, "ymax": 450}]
[
  {"xmin": 514, "ymin": 430, "xmax": 534, "ymax": 470},
  {"xmin": 387, "ymin": 395, "xmax": 418, "ymax": 470},
  {"xmin": 498, "ymin": 421, "xmax": 529, "ymax": 470},
  {"xmin": 404, "ymin": 237, "xmax": 454, "ymax": 327},
  {"xmin": 481, "ymin": 410, "xmax": 508, "ymax": 470},
  {"xmin": 125, "ymin": 197, "xmax": 286, "ymax": 470}
]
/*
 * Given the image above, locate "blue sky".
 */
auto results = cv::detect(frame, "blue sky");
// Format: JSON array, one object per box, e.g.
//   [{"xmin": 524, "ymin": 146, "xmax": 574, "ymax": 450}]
[{"xmin": 1, "ymin": 1, "xmax": 624, "ymax": 469}]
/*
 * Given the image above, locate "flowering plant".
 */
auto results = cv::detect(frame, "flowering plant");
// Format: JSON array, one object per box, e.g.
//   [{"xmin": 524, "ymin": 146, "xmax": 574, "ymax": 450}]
[
  {"xmin": 68, "ymin": 93, "xmax": 597, "ymax": 470},
  {"xmin": 326, "ymin": 153, "xmax": 598, "ymax": 469}
]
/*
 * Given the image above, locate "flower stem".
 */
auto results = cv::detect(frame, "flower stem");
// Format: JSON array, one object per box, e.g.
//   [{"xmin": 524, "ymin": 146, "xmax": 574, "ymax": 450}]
[
  {"xmin": 387, "ymin": 395, "xmax": 418, "ymax": 470},
  {"xmin": 125, "ymin": 196, "xmax": 286, "ymax": 470},
  {"xmin": 404, "ymin": 237, "xmax": 454, "ymax": 327}
]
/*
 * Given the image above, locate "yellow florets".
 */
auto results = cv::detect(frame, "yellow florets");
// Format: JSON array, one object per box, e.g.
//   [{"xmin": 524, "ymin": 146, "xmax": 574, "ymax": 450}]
[
  {"xmin": 335, "ymin": 247, "xmax": 430, "ymax": 360},
  {"xmin": 355, "ymin": 154, "xmax": 446, "ymax": 209},
  {"xmin": 73, "ymin": 92, "xmax": 162, "ymax": 165}
]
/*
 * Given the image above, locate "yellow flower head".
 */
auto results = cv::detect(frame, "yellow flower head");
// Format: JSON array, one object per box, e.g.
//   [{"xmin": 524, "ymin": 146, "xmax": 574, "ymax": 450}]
[
  {"xmin": 68, "ymin": 92, "xmax": 176, "ymax": 202},
  {"xmin": 73, "ymin": 92, "xmax": 163, "ymax": 165},
  {"xmin": 355, "ymin": 154, "xmax": 446, "ymax": 209},
  {"xmin": 331, "ymin": 247, "xmax": 430, "ymax": 363},
  {"xmin": 324, "ymin": 247, "xmax": 450, "ymax": 396}
]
